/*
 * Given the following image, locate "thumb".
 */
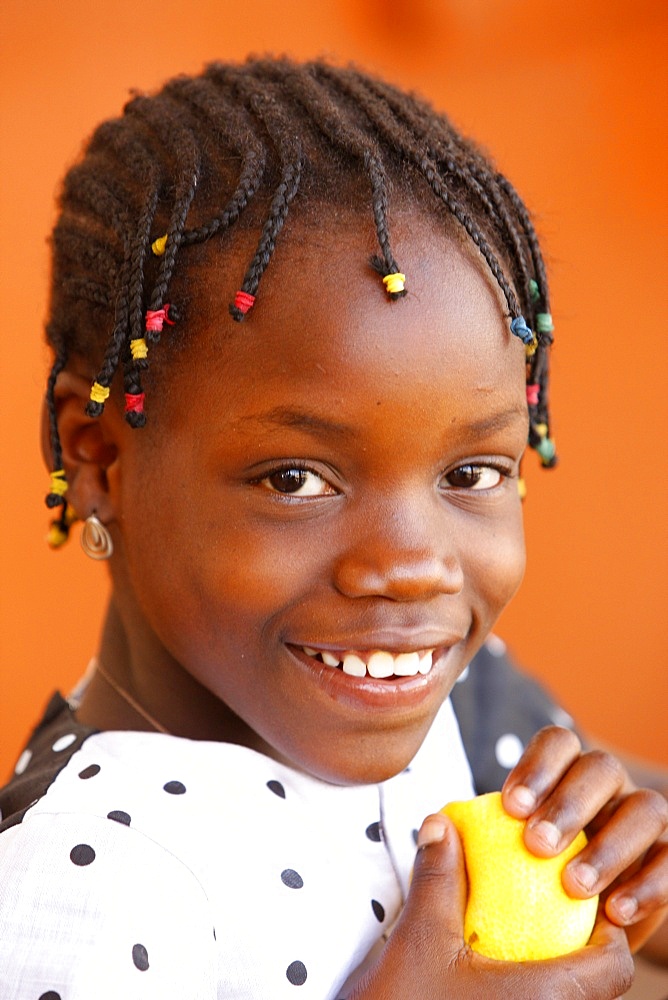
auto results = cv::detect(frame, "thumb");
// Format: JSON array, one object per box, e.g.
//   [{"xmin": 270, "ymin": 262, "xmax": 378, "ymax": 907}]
[{"xmin": 402, "ymin": 813, "xmax": 469, "ymax": 948}]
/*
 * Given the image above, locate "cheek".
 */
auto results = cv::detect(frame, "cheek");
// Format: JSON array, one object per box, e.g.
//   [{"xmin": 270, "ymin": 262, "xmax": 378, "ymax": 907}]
[
  {"xmin": 465, "ymin": 503, "xmax": 526, "ymax": 622},
  {"xmin": 119, "ymin": 481, "xmax": 329, "ymax": 652}
]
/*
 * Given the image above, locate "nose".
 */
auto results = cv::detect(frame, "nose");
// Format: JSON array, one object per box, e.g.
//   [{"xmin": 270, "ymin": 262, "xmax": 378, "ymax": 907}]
[{"xmin": 332, "ymin": 501, "xmax": 464, "ymax": 601}]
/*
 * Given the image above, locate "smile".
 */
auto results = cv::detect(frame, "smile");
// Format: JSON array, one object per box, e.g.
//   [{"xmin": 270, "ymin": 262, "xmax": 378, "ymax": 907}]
[{"xmin": 299, "ymin": 646, "xmax": 434, "ymax": 678}]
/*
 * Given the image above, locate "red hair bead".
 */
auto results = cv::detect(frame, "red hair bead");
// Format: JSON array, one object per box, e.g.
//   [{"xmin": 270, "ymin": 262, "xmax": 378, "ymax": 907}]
[
  {"xmin": 145, "ymin": 304, "xmax": 175, "ymax": 333},
  {"xmin": 233, "ymin": 290, "xmax": 255, "ymax": 315},
  {"xmin": 124, "ymin": 392, "xmax": 145, "ymax": 414},
  {"xmin": 526, "ymin": 384, "xmax": 540, "ymax": 406}
]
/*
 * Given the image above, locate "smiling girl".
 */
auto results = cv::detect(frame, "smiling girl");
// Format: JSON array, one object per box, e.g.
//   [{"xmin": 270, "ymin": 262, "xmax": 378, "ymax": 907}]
[{"xmin": 0, "ymin": 57, "xmax": 665, "ymax": 999}]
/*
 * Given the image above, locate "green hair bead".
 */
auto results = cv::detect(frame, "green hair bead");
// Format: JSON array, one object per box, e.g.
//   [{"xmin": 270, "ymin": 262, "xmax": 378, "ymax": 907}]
[
  {"xmin": 536, "ymin": 436, "xmax": 556, "ymax": 463},
  {"xmin": 536, "ymin": 312, "xmax": 554, "ymax": 334}
]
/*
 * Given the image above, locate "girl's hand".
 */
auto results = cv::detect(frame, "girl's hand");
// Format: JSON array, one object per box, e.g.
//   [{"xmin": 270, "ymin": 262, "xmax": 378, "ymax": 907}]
[
  {"xmin": 502, "ymin": 727, "xmax": 668, "ymax": 953},
  {"xmin": 348, "ymin": 813, "xmax": 634, "ymax": 1000}
]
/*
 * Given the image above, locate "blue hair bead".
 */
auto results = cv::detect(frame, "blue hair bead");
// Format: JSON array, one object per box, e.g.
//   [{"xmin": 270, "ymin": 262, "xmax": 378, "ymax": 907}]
[{"xmin": 510, "ymin": 315, "xmax": 534, "ymax": 345}]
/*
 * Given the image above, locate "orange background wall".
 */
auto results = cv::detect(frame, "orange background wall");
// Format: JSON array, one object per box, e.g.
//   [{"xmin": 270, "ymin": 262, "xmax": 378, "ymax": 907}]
[{"xmin": 1, "ymin": 0, "xmax": 666, "ymax": 774}]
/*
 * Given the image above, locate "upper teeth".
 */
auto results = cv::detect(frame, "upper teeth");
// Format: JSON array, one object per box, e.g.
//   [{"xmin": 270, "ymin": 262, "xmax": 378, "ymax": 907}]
[{"xmin": 301, "ymin": 647, "xmax": 434, "ymax": 677}]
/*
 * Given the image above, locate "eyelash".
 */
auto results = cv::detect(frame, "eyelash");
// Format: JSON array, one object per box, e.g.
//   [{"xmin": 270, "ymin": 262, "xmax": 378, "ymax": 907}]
[
  {"xmin": 253, "ymin": 463, "xmax": 337, "ymax": 499},
  {"xmin": 442, "ymin": 463, "xmax": 513, "ymax": 491},
  {"xmin": 253, "ymin": 461, "xmax": 513, "ymax": 498}
]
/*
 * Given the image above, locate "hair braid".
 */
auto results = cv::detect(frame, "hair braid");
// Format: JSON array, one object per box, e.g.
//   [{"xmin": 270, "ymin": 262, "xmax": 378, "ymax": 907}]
[
  {"xmin": 44, "ymin": 338, "xmax": 69, "ymax": 509},
  {"xmin": 84, "ymin": 246, "xmax": 133, "ymax": 419},
  {"xmin": 127, "ymin": 95, "xmax": 201, "ymax": 316},
  {"xmin": 495, "ymin": 173, "xmax": 551, "ymax": 312},
  {"xmin": 162, "ymin": 76, "xmax": 268, "ymax": 248},
  {"xmin": 229, "ymin": 92, "xmax": 303, "ymax": 320},
  {"xmin": 202, "ymin": 67, "xmax": 305, "ymax": 320}
]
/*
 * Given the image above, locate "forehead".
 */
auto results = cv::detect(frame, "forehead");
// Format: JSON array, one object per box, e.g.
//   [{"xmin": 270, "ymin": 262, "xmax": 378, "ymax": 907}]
[{"xmin": 154, "ymin": 207, "xmax": 525, "ymax": 428}]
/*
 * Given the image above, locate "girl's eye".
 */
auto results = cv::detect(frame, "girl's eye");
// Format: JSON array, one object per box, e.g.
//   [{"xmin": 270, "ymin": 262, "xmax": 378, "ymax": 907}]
[
  {"xmin": 260, "ymin": 467, "xmax": 336, "ymax": 497},
  {"xmin": 443, "ymin": 465, "xmax": 504, "ymax": 490}
]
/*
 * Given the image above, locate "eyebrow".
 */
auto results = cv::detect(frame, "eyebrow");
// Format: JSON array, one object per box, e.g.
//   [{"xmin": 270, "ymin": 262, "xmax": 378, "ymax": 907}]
[
  {"xmin": 461, "ymin": 405, "xmax": 529, "ymax": 436},
  {"xmin": 236, "ymin": 404, "xmax": 528, "ymax": 439},
  {"xmin": 236, "ymin": 406, "xmax": 357, "ymax": 440}
]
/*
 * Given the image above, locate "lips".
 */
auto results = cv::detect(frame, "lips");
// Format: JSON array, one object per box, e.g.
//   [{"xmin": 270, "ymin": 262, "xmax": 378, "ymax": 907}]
[{"xmin": 300, "ymin": 646, "xmax": 434, "ymax": 678}]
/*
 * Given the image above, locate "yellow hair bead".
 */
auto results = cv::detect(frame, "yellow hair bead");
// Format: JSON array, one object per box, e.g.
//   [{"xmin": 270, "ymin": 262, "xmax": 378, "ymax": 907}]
[
  {"xmin": 89, "ymin": 381, "xmax": 110, "ymax": 404},
  {"xmin": 517, "ymin": 478, "xmax": 527, "ymax": 500},
  {"xmin": 64, "ymin": 506, "xmax": 78, "ymax": 526},
  {"xmin": 47, "ymin": 522, "xmax": 69, "ymax": 548},
  {"xmin": 49, "ymin": 469, "xmax": 68, "ymax": 497},
  {"xmin": 534, "ymin": 423, "xmax": 548, "ymax": 438},
  {"xmin": 130, "ymin": 338, "xmax": 149, "ymax": 360},
  {"xmin": 525, "ymin": 335, "xmax": 538, "ymax": 358},
  {"xmin": 151, "ymin": 234, "xmax": 168, "ymax": 256},
  {"xmin": 382, "ymin": 272, "xmax": 406, "ymax": 295}
]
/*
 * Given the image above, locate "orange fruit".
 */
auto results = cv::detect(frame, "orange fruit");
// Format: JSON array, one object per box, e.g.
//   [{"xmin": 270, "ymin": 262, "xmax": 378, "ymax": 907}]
[{"xmin": 442, "ymin": 792, "xmax": 599, "ymax": 961}]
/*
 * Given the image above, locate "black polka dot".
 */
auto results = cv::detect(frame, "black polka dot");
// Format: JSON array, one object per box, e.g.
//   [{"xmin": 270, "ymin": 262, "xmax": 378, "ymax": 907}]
[
  {"xmin": 39, "ymin": 993, "xmax": 62, "ymax": 1000},
  {"xmin": 286, "ymin": 960, "xmax": 307, "ymax": 985},
  {"xmin": 267, "ymin": 780, "xmax": 286, "ymax": 798},
  {"xmin": 78, "ymin": 763, "xmax": 100, "ymax": 779},
  {"xmin": 281, "ymin": 868, "xmax": 304, "ymax": 889},
  {"xmin": 365, "ymin": 821, "xmax": 382, "ymax": 842},
  {"xmin": 107, "ymin": 810, "xmax": 131, "ymax": 826},
  {"xmin": 132, "ymin": 943, "xmax": 149, "ymax": 971},
  {"xmin": 412, "ymin": 828, "xmax": 419, "ymax": 845},
  {"xmin": 163, "ymin": 780, "xmax": 186, "ymax": 795},
  {"xmin": 213, "ymin": 927, "xmax": 217, "ymax": 940},
  {"xmin": 371, "ymin": 899, "xmax": 385, "ymax": 922},
  {"xmin": 70, "ymin": 843, "xmax": 95, "ymax": 866}
]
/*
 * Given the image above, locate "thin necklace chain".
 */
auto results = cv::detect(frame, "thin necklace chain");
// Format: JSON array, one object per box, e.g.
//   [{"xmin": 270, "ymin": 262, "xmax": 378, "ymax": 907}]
[{"xmin": 93, "ymin": 658, "xmax": 170, "ymax": 735}]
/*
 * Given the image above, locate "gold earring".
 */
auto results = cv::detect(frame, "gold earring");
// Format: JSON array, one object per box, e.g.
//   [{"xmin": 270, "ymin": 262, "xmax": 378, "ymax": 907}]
[{"xmin": 81, "ymin": 513, "xmax": 113, "ymax": 560}]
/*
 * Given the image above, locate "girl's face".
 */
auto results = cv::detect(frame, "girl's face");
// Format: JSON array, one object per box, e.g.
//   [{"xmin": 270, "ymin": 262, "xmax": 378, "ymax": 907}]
[{"xmin": 108, "ymin": 211, "xmax": 528, "ymax": 785}]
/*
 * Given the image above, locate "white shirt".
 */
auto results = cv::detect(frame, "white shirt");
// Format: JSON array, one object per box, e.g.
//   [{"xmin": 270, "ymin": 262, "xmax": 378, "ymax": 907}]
[{"xmin": 0, "ymin": 696, "xmax": 473, "ymax": 1000}]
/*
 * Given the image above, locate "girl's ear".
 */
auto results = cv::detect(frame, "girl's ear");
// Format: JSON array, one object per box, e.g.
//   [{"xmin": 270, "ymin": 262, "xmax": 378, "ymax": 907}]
[{"xmin": 41, "ymin": 370, "xmax": 125, "ymax": 524}]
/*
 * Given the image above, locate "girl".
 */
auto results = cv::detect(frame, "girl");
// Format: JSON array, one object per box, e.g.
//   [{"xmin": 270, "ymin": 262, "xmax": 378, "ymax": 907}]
[{"xmin": 0, "ymin": 57, "xmax": 665, "ymax": 999}]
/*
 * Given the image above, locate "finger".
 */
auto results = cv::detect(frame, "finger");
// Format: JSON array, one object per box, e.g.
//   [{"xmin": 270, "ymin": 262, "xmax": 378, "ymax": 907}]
[
  {"xmin": 346, "ymin": 816, "xmax": 468, "ymax": 1000},
  {"xmin": 502, "ymin": 726, "xmax": 582, "ymax": 820},
  {"xmin": 520, "ymin": 750, "xmax": 626, "ymax": 858},
  {"xmin": 405, "ymin": 813, "xmax": 467, "ymax": 946},
  {"xmin": 562, "ymin": 790, "xmax": 668, "ymax": 900},
  {"xmin": 604, "ymin": 838, "xmax": 668, "ymax": 928}
]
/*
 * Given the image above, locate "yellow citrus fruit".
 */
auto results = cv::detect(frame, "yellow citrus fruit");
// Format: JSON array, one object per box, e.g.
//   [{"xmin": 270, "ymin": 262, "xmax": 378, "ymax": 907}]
[{"xmin": 442, "ymin": 792, "xmax": 599, "ymax": 962}]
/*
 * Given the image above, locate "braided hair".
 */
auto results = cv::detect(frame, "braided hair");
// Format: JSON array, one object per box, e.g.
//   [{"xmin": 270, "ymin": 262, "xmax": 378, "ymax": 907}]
[{"xmin": 43, "ymin": 56, "xmax": 556, "ymax": 546}]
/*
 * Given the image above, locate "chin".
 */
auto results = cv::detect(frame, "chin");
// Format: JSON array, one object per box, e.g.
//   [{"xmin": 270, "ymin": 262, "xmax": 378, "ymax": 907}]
[{"xmin": 292, "ymin": 734, "xmax": 427, "ymax": 787}]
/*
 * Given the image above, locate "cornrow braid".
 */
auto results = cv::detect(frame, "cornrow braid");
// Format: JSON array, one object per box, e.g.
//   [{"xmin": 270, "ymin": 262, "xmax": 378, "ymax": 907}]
[
  {"xmin": 44, "ymin": 334, "xmax": 72, "ymax": 549},
  {"xmin": 163, "ymin": 76, "xmax": 268, "ymax": 248},
  {"xmin": 350, "ymin": 71, "xmax": 539, "ymax": 315},
  {"xmin": 43, "ymin": 56, "xmax": 557, "ymax": 546},
  {"xmin": 205, "ymin": 69, "xmax": 305, "ymax": 321}
]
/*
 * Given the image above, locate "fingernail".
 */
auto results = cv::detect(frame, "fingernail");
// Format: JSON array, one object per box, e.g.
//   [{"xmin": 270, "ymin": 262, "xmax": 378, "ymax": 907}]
[
  {"xmin": 569, "ymin": 862, "xmax": 599, "ymax": 893},
  {"xmin": 417, "ymin": 815, "xmax": 447, "ymax": 848},
  {"xmin": 530, "ymin": 820, "xmax": 561, "ymax": 850},
  {"xmin": 614, "ymin": 896, "xmax": 638, "ymax": 923},
  {"xmin": 509, "ymin": 784, "xmax": 536, "ymax": 814}
]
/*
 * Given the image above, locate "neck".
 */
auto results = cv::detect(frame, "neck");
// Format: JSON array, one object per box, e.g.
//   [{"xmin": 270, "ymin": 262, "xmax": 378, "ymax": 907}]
[{"xmin": 75, "ymin": 597, "xmax": 281, "ymax": 760}]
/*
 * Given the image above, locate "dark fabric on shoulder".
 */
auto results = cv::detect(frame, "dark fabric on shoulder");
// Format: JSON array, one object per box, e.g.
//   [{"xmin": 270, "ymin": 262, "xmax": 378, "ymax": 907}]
[
  {"xmin": 0, "ymin": 692, "xmax": 98, "ymax": 832},
  {"xmin": 451, "ymin": 642, "xmax": 579, "ymax": 794}
]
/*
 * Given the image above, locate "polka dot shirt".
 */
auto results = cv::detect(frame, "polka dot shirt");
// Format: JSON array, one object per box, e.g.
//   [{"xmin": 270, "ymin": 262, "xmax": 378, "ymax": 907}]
[{"xmin": 0, "ymin": 688, "xmax": 474, "ymax": 999}]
